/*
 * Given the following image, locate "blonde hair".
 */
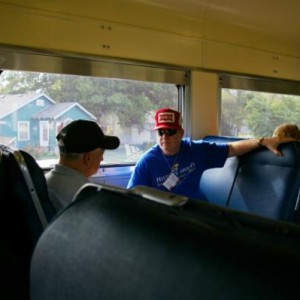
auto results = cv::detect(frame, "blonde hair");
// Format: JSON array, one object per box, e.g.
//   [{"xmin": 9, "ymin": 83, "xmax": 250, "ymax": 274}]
[{"xmin": 273, "ymin": 123, "xmax": 300, "ymax": 139}]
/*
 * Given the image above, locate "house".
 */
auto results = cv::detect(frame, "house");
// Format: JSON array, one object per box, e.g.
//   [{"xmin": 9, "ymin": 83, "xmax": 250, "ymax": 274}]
[{"xmin": 0, "ymin": 92, "xmax": 96, "ymax": 154}]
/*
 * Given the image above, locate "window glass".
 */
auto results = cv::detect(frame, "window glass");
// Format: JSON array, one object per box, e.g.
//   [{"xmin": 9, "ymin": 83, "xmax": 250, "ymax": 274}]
[
  {"xmin": 0, "ymin": 71, "xmax": 178, "ymax": 167},
  {"xmin": 18, "ymin": 121, "xmax": 30, "ymax": 141},
  {"xmin": 221, "ymin": 88, "xmax": 300, "ymax": 138}
]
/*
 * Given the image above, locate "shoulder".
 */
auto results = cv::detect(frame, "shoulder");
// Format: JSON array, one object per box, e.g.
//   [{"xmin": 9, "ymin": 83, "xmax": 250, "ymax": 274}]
[
  {"xmin": 139, "ymin": 144, "xmax": 161, "ymax": 159},
  {"xmin": 135, "ymin": 145, "xmax": 161, "ymax": 167}
]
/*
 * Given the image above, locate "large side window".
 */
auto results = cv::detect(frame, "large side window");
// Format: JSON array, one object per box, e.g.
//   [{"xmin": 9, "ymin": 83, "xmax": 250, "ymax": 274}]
[
  {"xmin": 220, "ymin": 75, "xmax": 300, "ymax": 138},
  {"xmin": 0, "ymin": 70, "xmax": 185, "ymax": 167}
]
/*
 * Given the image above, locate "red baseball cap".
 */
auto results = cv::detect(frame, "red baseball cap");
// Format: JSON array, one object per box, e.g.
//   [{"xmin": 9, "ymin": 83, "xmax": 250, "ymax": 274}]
[{"xmin": 154, "ymin": 108, "xmax": 182, "ymax": 130}]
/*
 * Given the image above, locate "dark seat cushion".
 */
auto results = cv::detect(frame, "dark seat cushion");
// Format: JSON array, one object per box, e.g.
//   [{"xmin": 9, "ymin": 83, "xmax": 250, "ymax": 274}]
[
  {"xmin": 0, "ymin": 145, "xmax": 56, "ymax": 299},
  {"xmin": 31, "ymin": 184, "xmax": 300, "ymax": 300}
]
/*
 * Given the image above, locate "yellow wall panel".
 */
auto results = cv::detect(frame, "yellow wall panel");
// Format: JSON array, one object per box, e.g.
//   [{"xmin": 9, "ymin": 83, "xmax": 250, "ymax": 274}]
[
  {"xmin": 0, "ymin": 3, "xmax": 203, "ymax": 67},
  {"xmin": 203, "ymin": 41, "xmax": 300, "ymax": 81},
  {"xmin": 1, "ymin": 2, "xmax": 300, "ymax": 82},
  {"xmin": 0, "ymin": 0, "xmax": 205, "ymax": 39},
  {"xmin": 190, "ymin": 71, "xmax": 219, "ymax": 139}
]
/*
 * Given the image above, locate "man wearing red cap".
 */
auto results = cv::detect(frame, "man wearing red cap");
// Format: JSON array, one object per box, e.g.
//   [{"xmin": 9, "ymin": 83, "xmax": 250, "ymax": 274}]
[{"xmin": 127, "ymin": 107, "xmax": 296, "ymax": 199}]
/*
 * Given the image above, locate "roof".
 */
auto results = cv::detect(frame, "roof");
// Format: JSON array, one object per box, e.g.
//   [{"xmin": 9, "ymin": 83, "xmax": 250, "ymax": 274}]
[
  {"xmin": 0, "ymin": 92, "xmax": 55, "ymax": 119},
  {"xmin": 33, "ymin": 102, "xmax": 97, "ymax": 120},
  {"xmin": 0, "ymin": 92, "xmax": 96, "ymax": 121}
]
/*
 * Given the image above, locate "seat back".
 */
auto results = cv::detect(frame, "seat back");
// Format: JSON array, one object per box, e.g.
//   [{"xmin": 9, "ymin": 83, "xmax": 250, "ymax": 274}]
[
  {"xmin": 31, "ymin": 183, "xmax": 300, "ymax": 300},
  {"xmin": 201, "ymin": 135, "xmax": 243, "ymax": 143},
  {"xmin": 0, "ymin": 144, "xmax": 56, "ymax": 299},
  {"xmin": 199, "ymin": 136, "xmax": 243, "ymax": 206},
  {"xmin": 199, "ymin": 137, "xmax": 300, "ymax": 223},
  {"xmin": 199, "ymin": 156, "xmax": 239, "ymax": 206},
  {"xmin": 228, "ymin": 142, "xmax": 300, "ymax": 221}
]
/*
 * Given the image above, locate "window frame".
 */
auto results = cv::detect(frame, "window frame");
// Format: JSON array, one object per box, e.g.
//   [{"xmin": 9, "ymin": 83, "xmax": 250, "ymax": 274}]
[
  {"xmin": 0, "ymin": 46, "xmax": 190, "ymax": 165},
  {"xmin": 219, "ymin": 74, "xmax": 300, "ymax": 137}
]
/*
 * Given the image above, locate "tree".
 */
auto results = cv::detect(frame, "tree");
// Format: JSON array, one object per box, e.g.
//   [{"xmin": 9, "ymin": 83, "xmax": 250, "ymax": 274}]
[
  {"xmin": 245, "ymin": 93, "xmax": 300, "ymax": 137},
  {"xmin": 221, "ymin": 89, "xmax": 300, "ymax": 138},
  {"xmin": 0, "ymin": 70, "xmax": 177, "ymax": 131},
  {"xmin": 221, "ymin": 89, "xmax": 252, "ymax": 136}
]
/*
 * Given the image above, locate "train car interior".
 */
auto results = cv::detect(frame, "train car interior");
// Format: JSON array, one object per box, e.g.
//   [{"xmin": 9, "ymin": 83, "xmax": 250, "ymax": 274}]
[{"xmin": 0, "ymin": 0, "xmax": 300, "ymax": 299}]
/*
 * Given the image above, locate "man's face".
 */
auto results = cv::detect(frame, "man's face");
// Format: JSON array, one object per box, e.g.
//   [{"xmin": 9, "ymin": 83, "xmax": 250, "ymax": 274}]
[{"xmin": 157, "ymin": 128, "xmax": 184, "ymax": 155}]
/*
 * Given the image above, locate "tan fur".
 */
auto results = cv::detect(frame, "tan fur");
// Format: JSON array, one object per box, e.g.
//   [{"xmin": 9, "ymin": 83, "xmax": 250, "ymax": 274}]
[{"xmin": 273, "ymin": 123, "xmax": 300, "ymax": 139}]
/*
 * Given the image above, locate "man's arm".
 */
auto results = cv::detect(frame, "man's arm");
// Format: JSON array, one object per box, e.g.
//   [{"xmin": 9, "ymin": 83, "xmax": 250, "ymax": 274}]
[
  {"xmin": 127, "ymin": 161, "xmax": 150, "ymax": 189},
  {"xmin": 228, "ymin": 136, "xmax": 297, "ymax": 157}
]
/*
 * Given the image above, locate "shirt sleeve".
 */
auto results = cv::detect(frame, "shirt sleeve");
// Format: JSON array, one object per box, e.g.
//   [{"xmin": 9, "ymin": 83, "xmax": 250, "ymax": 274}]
[
  {"xmin": 126, "ymin": 156, "xmax": 152, "ymax": 189},
  {"xmin": 203, "ymin": 142, "xmax": 229, "ymax": 169}
]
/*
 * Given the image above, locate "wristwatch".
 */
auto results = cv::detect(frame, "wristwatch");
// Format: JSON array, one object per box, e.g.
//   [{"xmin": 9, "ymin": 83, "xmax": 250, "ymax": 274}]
[{"xmin": 257, "ymin": 137, "xmax": 265, "ymax": 147}]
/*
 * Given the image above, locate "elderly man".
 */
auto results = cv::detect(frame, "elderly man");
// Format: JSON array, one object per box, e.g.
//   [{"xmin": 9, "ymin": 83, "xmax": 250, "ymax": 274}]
[{"xmin": 46, "ymin": 119, "xmax": 120, "ymax": 212}]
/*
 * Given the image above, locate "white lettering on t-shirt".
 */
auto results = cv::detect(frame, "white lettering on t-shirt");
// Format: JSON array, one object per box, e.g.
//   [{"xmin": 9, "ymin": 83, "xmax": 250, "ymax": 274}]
[{"xmin": 155, "ymin": 162, "xmax": 196, "ymax": 187}]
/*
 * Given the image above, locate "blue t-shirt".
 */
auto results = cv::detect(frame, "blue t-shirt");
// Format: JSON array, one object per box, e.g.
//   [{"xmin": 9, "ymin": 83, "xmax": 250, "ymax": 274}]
[{"xmin": 127, "ymin": 138, "xmax": 228, "ymax": 199}]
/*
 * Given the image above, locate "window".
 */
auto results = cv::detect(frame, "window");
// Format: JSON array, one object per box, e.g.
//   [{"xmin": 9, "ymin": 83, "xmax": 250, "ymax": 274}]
[
  {"xmin": 0, "ymin": 70, "xmax": 183, "ymax": 167},
  {"xmin": 220, "ymin": 75, "xmax": 300, "ymax": 138},
  {"xmin": 18, "ymin": 121, "xmax": 30, "ymax": 141},
  {"xmin": 36, "ymin": 99, "xmax": 45, "ymax": 106}
]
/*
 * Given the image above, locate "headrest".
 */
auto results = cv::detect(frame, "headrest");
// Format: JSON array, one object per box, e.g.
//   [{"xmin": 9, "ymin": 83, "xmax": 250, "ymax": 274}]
[{"xmin": 202, "ymin": 135, "xmax": 245, "ymax": 143}]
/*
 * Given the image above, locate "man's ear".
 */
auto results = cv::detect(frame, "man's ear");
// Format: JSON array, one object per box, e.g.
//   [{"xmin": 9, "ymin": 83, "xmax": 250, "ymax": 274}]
[{"xmin": 82, "ymin": 151, "xmax": 92, "ymax": 166}]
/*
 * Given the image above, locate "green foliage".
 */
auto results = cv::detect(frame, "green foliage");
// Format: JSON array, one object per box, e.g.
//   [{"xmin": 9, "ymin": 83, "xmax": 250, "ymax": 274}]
[
  {"xmin": 221, "ymin": 89, "xmax": 300, "ymax": 137},
  {"xmin": 0, "ymin": 71, "xmax": 177, "ymax": 130},
  {"xmin": 245, "ymin": 93, "xmax": 300, "ymax": 137},
  {"xmin": 221, "ymin": 89, "xmax": 251, "ymax": 136}
]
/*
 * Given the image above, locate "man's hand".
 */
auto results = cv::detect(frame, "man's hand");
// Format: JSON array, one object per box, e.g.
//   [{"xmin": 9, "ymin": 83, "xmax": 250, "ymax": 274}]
[
  {"xmin": 228, "ymin": 136, "xmax": 298, "ymax": 157},
  {"xmin": 259, "ymin": 136, "xmax": 298, "ymax": 156}
]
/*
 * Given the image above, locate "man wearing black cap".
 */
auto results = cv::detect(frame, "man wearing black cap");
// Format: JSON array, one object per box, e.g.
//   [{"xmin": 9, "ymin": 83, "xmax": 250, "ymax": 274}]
[{"xmin": 46, "ymin": 119, "xmax": 120, "ymax": 212}]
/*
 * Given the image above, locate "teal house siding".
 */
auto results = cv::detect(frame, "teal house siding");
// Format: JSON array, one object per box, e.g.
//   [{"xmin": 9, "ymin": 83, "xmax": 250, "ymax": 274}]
[
  {"xmin": 0, "ymin": 93, "xmax": 55, "ymax": 148},
  {"xmin": 0, "ymin": 93, "xmax": 96, "ymax": 153},
  {"xmin": 17, "ymin": 96, "xmax": 54, "ymax": 149}
]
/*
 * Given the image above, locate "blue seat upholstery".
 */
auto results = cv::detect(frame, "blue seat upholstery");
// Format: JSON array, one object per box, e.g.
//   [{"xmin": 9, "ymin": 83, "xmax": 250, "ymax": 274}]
[
  {"xmin": 199, "ymin": 137, "xmax": 300, "ymax": 223},
  {"xmin": 199, "ymin": 136, "xmax": 243, "ymax": 206},
  {"xmin": 199, "ymin": 156, "xmax": 239, "ymax": 206},
  {"xmin": 31, "ymin": 184, "xmax": 300, "ymax": 300},
  {"xmin": 201, "ymin": 135, "xmax": 243, "ymax": 143},
  {"xmin": 229, "ymin": 142, "xmax": 300, "ymax": 221}
]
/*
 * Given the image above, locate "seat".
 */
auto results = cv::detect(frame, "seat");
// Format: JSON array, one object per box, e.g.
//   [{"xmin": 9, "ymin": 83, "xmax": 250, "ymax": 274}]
[
  {"xmin": 199, "ymin": 156, "xmax": 239, "ymax": 206},
  {"xmin": 199, "ymin": 137, "xmax": 300, "ymax": 223},
  {"xmin": 31, "ymin": 183, "xmax": 300, "ymax": 300},
  {"xmin": 228, "ymin": 141, "xmax": 300, "ymax": 221},
  {"xmin": 0, "ymin": 144, "xmax": 56, "ymax": 299},
  {"xmin": 199, "ymin": 136, "xmax": 243, "ymax": 206}
]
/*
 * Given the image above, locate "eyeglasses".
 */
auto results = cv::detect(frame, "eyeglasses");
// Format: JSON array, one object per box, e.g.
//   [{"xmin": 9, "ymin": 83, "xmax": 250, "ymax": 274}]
[{"xmin": 158, "ymin": 129, "xmax": 178, "ymax": 136}]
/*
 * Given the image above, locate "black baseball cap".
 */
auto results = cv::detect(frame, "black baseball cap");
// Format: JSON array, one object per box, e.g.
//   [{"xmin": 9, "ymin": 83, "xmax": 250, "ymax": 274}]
[{"xmin": 56, "ymin": 120, "xmax": 120, "ymax": 153}]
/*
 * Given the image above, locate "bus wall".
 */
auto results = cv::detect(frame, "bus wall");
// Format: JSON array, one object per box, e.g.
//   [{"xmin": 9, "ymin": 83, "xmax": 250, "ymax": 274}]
[{"xmin": 0, "ymin": 0, "xmax": 299, "ymax": 138}]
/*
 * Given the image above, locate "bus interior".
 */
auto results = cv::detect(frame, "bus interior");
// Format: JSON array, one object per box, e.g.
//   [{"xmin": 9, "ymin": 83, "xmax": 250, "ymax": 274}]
[{"xmin": 1, "ymin": 0, "xmax": 300, "ymax": 299}]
